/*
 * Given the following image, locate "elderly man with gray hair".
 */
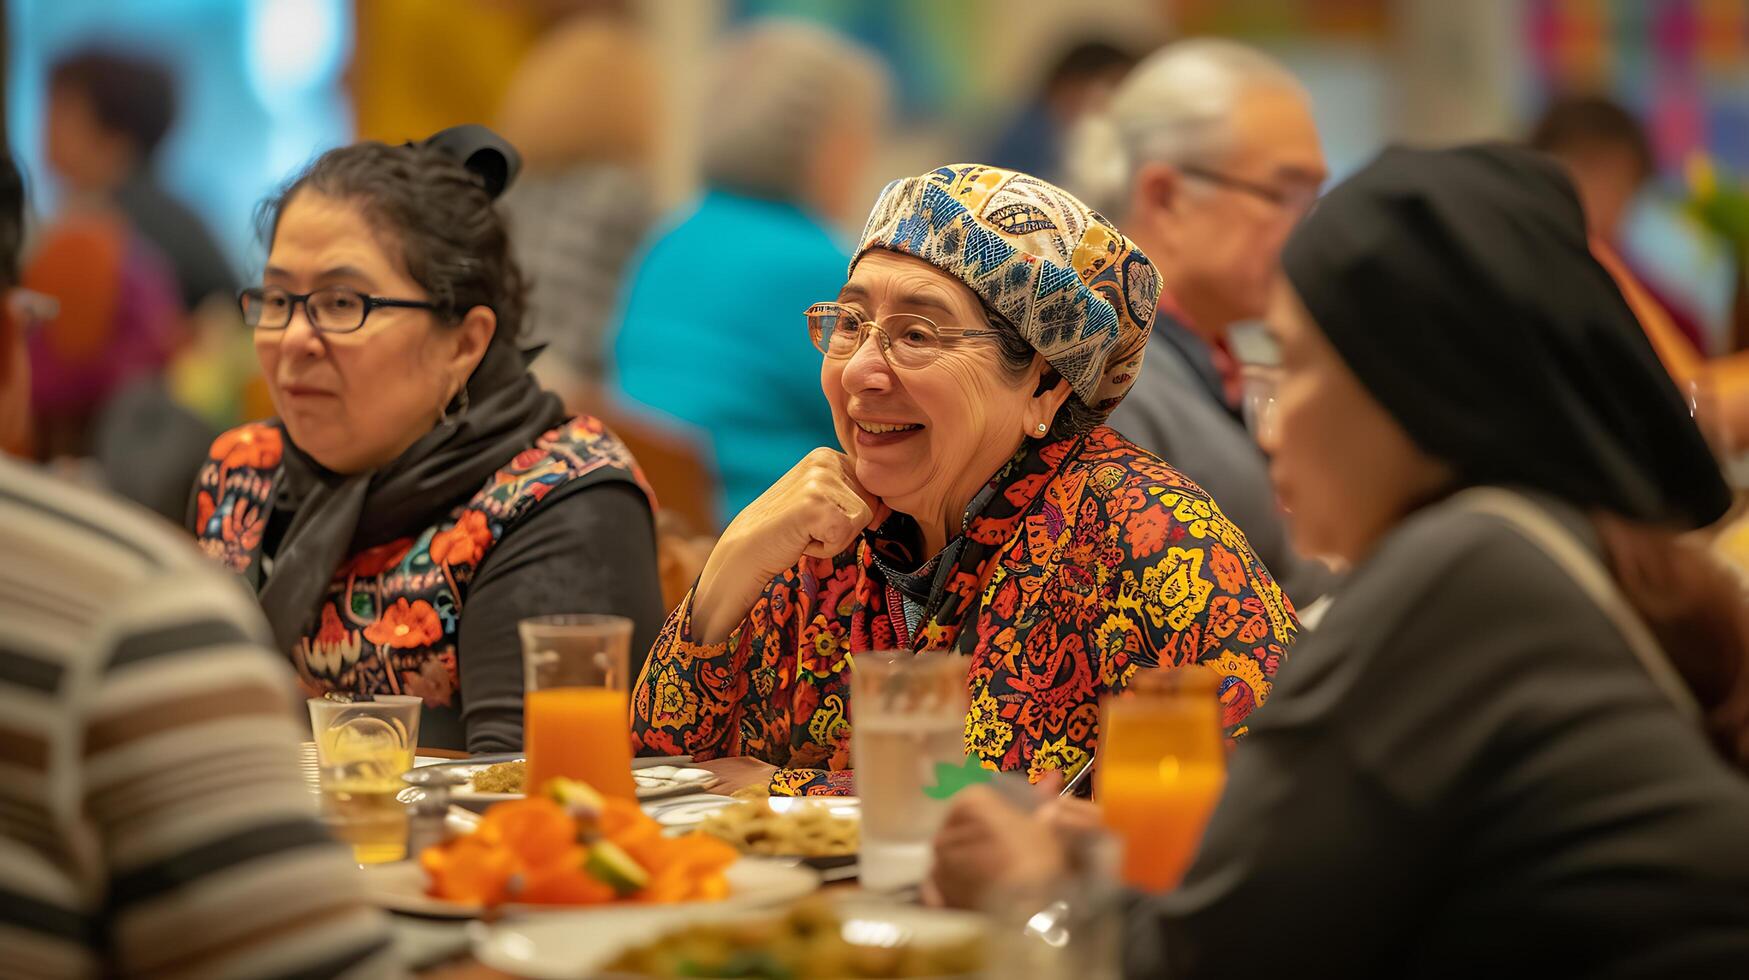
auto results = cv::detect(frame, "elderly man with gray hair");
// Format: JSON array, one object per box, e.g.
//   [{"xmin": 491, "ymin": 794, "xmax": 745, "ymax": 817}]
[
  {"xmin": 1071, "ymin": 38, "xmax": 1336, "ymax": 605},
  {"xmin": 613, "ymin": 20, "xmax": 890, "ymax": 523}
]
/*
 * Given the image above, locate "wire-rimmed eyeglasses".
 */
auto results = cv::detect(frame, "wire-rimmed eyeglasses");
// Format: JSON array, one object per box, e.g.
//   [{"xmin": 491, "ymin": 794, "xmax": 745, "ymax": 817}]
[{"xmin": 806, "ymin": 302, "xmax": 999, "ymax": 370}]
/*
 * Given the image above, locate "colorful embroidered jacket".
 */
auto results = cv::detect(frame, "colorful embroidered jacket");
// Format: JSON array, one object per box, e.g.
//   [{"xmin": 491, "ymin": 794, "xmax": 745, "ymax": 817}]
[
  {"xmin": 631, "ymin": 426, "xmax": 1299, "ymax": 795},
  {"xmin": 192, "ymin": 415, "xmax": 651, "ymax": 748}
]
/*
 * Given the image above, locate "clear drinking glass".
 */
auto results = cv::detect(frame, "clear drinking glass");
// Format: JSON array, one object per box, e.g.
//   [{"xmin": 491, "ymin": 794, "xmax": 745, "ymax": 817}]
[
  {"xmin": 519, "ymin": 613, "xmax": 637, "ymax": 800},
  {"xmin": 984, "ymin": 833, "xmax": 1125, "ymax": 980},
  {"xmin": 1097, "ymin": 667, "xmax": 1226, "ymax": 892},
  {"xmin": 308, "ymin": 695, "xmax": 422, "ymax": 864},
  {"xmin": 850, "ymin": 651, "xmax": 970, "ymax": 893}
]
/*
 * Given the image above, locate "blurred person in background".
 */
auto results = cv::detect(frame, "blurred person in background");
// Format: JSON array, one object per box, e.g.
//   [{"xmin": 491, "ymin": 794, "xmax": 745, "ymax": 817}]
[
  {"xmin": 46, "ymin": 46, "xmax": 236, "ymax": 312},
  {"xmin": 189, "ymin": 126, "xmax": 663, "ymax": 754},
  {"xmin": 932, "ymin": 145, "xmax": 1749, "ymax": 978},
  {"xmin": 1071, "ymin": 40, "xmax": 1335, "ymax": 606},
  {"xmin": 33, "ymin": 46, "xmax": 245, "ymax": 519},
  {"xmin": 632, "ymin": 164, "xmax": 1296, "ymax": 796},
  {"xmin": 497, "ymin": 13, "xmax": 718, "ymax": 590},
  {"xmin": 612, "ymin": 20, "xmax": 891, "ymax": 522},
  {"xmin": 984, "ymin": 39, "xmax": 1140, "ymax": 184},
  {"xmin": 1530, "ymin": 94, "xmax": 1712, "ymax": 356},
  {"xmin": 20, "ymin": 179, "xmax": 182, "ymax": 463},
  {"xmin": 496, "ymin": 13, "xmax": 659, "ymax": 400},
  {"xmin": 0, "ymin": 151, "xmax": 396, "ymax": 978},
  {"xmin": 1530, "ymin": 98, "xmax": 1749, "ymax": 469}
]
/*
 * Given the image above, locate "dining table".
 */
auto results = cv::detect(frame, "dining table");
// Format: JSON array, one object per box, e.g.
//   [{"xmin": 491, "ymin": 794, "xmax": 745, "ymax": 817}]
[{"xmin": 386, "ymin": 754, "xmax": 838, "ymax": 977}]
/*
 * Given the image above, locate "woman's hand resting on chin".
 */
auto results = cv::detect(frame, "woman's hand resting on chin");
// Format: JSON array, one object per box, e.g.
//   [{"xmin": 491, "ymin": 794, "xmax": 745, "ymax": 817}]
[{"xmin": 690, "ymin": 448, "xmax": 889, "ymax": 642}]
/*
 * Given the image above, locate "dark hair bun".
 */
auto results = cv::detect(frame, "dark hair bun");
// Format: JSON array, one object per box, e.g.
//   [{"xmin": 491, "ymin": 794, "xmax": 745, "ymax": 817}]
[{"xmin": 421, "ymin": 124, "xmax": 522, "ymax": 199}]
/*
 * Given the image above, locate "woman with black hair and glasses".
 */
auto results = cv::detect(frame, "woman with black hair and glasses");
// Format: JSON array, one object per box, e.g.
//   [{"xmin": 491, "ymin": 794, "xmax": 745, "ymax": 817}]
[{"xmin": 189, "ymin": 126, "xmax": 664, "ymax": 753}]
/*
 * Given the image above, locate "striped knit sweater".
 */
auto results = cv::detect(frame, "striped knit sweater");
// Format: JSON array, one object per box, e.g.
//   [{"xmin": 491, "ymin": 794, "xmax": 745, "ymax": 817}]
[{"xmin": 0, "ymin": 457, "xmax": 396, "ymax": 978}]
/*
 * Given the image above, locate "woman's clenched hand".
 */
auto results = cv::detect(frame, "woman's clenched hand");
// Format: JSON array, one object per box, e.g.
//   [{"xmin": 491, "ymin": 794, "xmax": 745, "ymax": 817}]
[{"xmin": 690, "ymin": 448, "xmax": 888, "ymax": 642}]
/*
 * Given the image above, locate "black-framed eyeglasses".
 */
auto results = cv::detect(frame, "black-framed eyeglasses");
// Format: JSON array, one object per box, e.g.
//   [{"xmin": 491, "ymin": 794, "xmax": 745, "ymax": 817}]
[
  {"xmin": 1179, "ymin": 165, "xmax": 1319, "ymax": 214},
  {"xmin": 239, "ymin": 285, "xmax": 442, "ymax": 334},
  {"xmin": 806, "ymin": 302, "xmax": 999, "ymax": 370}
]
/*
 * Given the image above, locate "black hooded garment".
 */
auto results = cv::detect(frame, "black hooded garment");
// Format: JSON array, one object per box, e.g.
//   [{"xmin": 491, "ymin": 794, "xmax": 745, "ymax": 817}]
[{"xmin": 1281, "ymin": 142, "xmax": 1728, "ymax": 530}]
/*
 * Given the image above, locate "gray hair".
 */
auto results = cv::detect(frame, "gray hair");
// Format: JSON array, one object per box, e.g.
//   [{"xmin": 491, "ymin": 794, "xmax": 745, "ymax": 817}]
[
  {"xmin": 982, "ymin": 300, "xmax": 1105, "ymax": 437},
  {"xmin": 698, "ymin": 20, "xmax": 890, "ymax": 201},
  {"xmin": 1065, "ymin": 39, "xmax": 1306, "ymax": 220}
]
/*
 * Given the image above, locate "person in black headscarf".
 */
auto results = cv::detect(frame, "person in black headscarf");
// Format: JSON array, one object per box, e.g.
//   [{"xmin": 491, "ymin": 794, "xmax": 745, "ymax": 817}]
[
  {"xmin": 927, "ymin": 143, "xmax": 1749, "ymax": 978},
  {"xmin": 188, "ymin": 126, "xmax": 664, "ymax": 753}
]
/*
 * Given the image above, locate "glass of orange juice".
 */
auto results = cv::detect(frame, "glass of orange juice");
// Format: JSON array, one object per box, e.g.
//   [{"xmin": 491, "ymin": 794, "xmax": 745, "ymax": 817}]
[
  {"xmin": 519, "ymin": 614, "xmax": 637, "ymax": 800},
  {"xmin": 1097, "ymin": 667, "xmax": 1226, "ymax": 892}
]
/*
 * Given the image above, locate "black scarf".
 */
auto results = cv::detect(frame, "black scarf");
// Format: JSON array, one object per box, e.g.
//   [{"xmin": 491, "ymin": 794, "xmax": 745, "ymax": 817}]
[
  {"xmin": 1281, "ymin": 143, "xmax": 1730, "ymax": 531},
  {"xmin": 258, "ymin": 339, "xmax": 566, "ymax": 651}
]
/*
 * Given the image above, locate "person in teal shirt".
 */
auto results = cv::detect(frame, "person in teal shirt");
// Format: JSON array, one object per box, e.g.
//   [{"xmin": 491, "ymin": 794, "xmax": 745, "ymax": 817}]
[{"xmin": 611, "ymin": 21, "xmax": 889, "ymax": 522}]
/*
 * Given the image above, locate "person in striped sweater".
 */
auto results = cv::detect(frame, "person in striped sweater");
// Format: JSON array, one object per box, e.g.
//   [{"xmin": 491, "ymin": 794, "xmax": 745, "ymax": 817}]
[{"xmin": 0, "ymin": 155, "xmax": 396, "ymax": 974}]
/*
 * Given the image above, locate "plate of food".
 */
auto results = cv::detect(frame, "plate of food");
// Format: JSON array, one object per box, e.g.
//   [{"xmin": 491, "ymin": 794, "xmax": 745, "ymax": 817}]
[
  {"xmin": 366, "ymin": 780, "xmax": 818, "ymax": 919},
  {"xmin": 416, "ymin": 757, "xmax": 718, "ymax": 808},
  {"xmin": 472, "ymin": 895, "xmax": 988, "ymax": 979},
  {"xmin": 681, "ymin": 797, "xmax": 861, "ymax": 872}
]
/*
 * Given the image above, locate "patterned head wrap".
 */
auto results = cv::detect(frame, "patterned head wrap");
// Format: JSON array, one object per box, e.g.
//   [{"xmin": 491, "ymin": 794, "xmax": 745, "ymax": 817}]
[{"xmin": 851, "ymin": 164, "xmax": 1162, "ymax": 417}]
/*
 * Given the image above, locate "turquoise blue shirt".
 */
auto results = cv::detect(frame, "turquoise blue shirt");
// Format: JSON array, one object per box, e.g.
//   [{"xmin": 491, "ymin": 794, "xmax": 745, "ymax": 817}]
[{"xmin": 612, "ymin": 190, "xmax": 846, "ymax": 522}]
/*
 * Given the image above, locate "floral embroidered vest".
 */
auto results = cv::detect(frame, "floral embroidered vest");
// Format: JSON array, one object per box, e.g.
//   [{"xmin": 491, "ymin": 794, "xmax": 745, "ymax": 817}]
[{"xmin": 192, "ymin": 416, "xmax": 652, "ymax": 718}]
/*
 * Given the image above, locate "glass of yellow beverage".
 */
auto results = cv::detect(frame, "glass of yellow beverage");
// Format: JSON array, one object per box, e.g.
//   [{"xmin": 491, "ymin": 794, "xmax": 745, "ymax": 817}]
[
  {"xmin": 308, "ymin": 695, "xmax": 421, "ymax": 864},
  {"xmin": 519, "ymin": 614, "xmax": 637, "ymax": 800},
  {"xmin": 1097, "ymin": 667, "xmax": 1226, "ymax": 892}
]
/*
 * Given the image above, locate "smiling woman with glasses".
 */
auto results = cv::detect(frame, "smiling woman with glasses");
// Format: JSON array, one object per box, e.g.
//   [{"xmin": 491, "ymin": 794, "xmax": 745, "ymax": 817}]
[
  {"xmin": 631, "ymin": 164, "xmax": 1299, "ymax": 798},
  {"xmin": 188, "ymin": 126, "xmax": 664, "ymax": 754}
]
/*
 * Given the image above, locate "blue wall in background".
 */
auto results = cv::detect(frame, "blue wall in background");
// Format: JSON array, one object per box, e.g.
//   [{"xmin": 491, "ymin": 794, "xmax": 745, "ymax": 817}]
[{"xmin": 7, "ymin": 0, "xmax": 351, "ymax": 278}]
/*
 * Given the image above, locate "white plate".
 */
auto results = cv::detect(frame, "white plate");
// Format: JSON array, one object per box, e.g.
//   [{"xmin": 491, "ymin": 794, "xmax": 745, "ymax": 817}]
[
  {"xmin": 649, "ymin": 794, "xmax": 862, "ymax": 830},
  {"xmin": 650, "ymin": 796, "xmax": 862, "ymax": 879},
  {"xmin": 303, "ymin": 745, "xmax": 720, "ymax": 804},
  {"xmin": 472, "ymin": 898, "xmax": 986, "ymax": 979},
  {"xmin": 644, "ymin": 793, "xmax": 739, "ymax": 830},
  {"xmin": 633, "ymin": 765, "xmax": 719, "ymax": 801},
  {"xmin": 359, "ymin": 855, "xmax": 818, "ymax": 920},
  {"xmin": 768, "ymin": 795, "xmax": 860, "ymax": 818},
  {"xmin": 416, "ymin": 758, "xmax": 719, "ymax": 807}
]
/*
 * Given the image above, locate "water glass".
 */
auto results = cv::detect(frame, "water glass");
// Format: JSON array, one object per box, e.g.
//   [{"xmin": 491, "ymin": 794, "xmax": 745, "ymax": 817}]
[
  {"xmin": 850, "ymin": 651, "xmax": 970, "ymax": 893},
  {"xmin": 984, "ymin": 833, "xmax": 1125, "ymax": 980}
]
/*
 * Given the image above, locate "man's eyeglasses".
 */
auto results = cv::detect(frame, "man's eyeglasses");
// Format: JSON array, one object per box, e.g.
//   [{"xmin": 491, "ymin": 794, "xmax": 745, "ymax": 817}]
[
  {"xmin": 240, "ymin": 285, "xmax": 441, "ymax": 334},
  {"xmin": 806, "ymin": 302, "xmax": 998, "ymax": 370},
  {"xmin": 1180, "ymin": 165, "xmax": 1319, "ymax": 214}
]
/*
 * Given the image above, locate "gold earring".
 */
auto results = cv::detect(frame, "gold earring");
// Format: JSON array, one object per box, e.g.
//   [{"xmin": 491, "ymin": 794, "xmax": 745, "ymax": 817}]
[{"xmin": 1036, "ymin": 422, "xmax": 1048, "ymax": 434}]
